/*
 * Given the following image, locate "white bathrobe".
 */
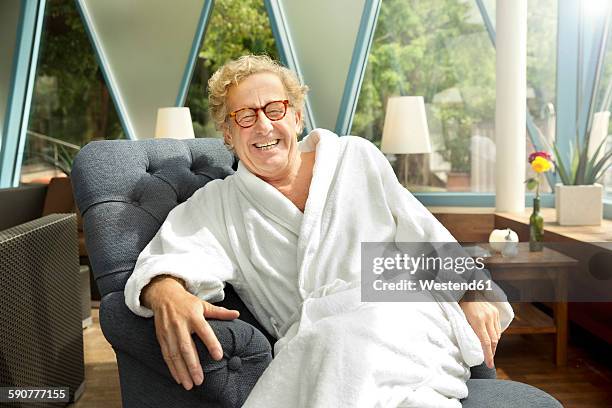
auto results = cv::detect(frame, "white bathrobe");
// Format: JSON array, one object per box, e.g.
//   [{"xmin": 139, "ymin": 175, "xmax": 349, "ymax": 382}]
[{"xmin": 125, "ymin": 129, "xmax": 513, "ymax": 407}]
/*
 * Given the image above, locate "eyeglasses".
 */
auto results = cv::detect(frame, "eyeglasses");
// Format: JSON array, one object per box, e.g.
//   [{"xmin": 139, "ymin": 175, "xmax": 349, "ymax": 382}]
[{"xmin": 229, "ymin": 100, "xmax": 290, "ymax": 128}]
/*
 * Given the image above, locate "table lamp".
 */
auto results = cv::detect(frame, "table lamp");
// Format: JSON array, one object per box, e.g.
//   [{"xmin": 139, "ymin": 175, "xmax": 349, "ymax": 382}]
[
  {"xmin": 380, "ymin": 96, "xmax": 432, "ymax": 186},
  {"xmin": 154, "ymin": 107, "xmax": 195, "ymax": 139}
]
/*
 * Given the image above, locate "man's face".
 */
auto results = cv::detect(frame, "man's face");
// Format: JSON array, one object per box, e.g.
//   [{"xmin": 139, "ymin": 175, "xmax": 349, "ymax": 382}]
[{"xmin": 224, "ymin": 72, "xmax": 302, "ymax": 180}]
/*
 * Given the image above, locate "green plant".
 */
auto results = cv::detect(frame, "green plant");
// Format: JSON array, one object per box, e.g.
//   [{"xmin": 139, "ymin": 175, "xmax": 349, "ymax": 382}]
[
  {"xmin": 542, "ymin": 124, "xmax": 612, "ymax": 185},
  {"xmin": 436, "ymin": 105, "xmax": 472, "ymax": 172}
]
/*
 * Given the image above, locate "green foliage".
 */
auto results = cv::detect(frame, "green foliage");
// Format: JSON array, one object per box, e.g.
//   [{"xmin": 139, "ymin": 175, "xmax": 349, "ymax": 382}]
[
  {"xmin": 526, "ymin": 2, "xmax": 557, "ymax": 118},
  {"xmin": 550, "ymin": 128, "xmax": 612, "ymax": 185},
  {"xmin": 185, "ymin": 0, "xmax": 278, "ymax": 137},
  {"xmin": 352, "ymin": 0, "xmax": 557, "ymax": 175},
  {"xmin": 28, "ymin": 0, "xmax": 124, "ymax": 147},
  {"xmin": 29, "ymin": 0, "xmax": 562, "ymax": 182},
  {"xmin": 352, "ymin": 0, "xmax": 489, "ymax": 172}
]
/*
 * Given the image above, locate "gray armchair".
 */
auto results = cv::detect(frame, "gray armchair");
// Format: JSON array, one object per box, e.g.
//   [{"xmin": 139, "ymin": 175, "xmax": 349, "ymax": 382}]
[{"xmin": 71, "ymin": 138, "xmax": 562, "ymax": 407}]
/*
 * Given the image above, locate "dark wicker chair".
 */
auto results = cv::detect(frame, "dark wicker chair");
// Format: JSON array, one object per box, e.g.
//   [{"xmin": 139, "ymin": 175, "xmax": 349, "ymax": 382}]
[{"xmin": 0, "ymin": 213, "xmax": 85, "ymax": 405}]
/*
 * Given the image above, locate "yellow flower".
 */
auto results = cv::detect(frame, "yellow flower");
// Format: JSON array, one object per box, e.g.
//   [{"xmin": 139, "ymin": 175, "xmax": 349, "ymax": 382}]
[{"xmin": 531, "ymin": 156, "xmax": 552, "ymax": 173}]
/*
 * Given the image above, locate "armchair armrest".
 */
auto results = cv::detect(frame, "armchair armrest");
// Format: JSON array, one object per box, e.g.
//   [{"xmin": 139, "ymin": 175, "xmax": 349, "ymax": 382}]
[
  {"xmin": 470, "ymin": 362, "xmax": 497, "ymax": 379},
  {"xmin": 99, "ymin": 292, "xmax": 272, "ymax": 407}
]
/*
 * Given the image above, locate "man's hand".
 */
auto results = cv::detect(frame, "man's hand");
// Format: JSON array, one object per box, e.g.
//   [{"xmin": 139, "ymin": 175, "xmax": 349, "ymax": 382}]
[
  {"xmin": 141, "ymin": 275, "xmax": 240, "ymax": 390},
  {"xmin": 459, "ymin": 294, "xmax": 502, "ymax": 369}
]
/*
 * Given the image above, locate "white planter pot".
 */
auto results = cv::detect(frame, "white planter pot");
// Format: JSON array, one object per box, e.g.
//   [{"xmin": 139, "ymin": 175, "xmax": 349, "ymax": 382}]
[{"xmin": 555, "ymin": 183, "xmax": 603, "ymax": 226}]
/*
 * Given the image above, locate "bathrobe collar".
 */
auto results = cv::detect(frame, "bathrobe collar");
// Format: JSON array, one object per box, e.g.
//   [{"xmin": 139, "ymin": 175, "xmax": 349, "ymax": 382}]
[
  {"xmin": 236, "ymin": 129, "xmax": 338, "ymax": 235},
  {"xmin": 234, "ymin": 128, "xmax": 340, "ymax": 239}
]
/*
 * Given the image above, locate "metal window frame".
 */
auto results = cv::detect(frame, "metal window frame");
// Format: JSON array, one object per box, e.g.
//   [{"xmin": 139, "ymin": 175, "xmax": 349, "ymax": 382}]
[
  {"xmin": 335, "ymin": 0, "xmax": 381, "ymax": 136},
  {"xmin": 175, "ymin": 0, "xmax": 215, "ymax": 107},
  {"xmin": 75, "ymin": 0, "xmax": 136, "ymax": 140},
  {"xmin": 265, "ymin": 0, "xmax": 380, "ymax": 136},
  {"xmin": 414, "ymin": 192, "xmax": 555, "ymax": 208},
  {"xmin": 577, "ymin": 4, "xmax": 610, "ymax": 146},
  {"xmin": 76, "ymin": 0, "xmax": 215, "ymax": 140},
  {"xmin": 264, "ymin": 0, "xmax": 316, "ymax": 134},
  {"xmin": 0, "ymin": 0, "xmax": 46, "ymax": 188}
]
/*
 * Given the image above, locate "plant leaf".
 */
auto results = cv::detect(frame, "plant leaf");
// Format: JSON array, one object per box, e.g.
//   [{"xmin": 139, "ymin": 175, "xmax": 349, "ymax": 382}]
[
  {"xmin": 593, "ymin": 161, "xmax": 612, "ymax": 182},
  {"xmin": 575, "ymin": 137, "xmax": 592, "ymax": 184},
  {"xmin": 590, "ymin": 149, "xmax": 612, "ymax": 182},
  {"xmin": 552, "ymin": 143, "xmax": 571, "ymax": 184},
  {"xmin": 583, "ymin": 135, "xmax": 609, "ymax": 183},
  {"xmin": 525, "ymin": 178, "xmax": 538, "ymax": 191},
  {"xmin": 570, "ymin": 142, "xmax": 580, "ymax": 184}
]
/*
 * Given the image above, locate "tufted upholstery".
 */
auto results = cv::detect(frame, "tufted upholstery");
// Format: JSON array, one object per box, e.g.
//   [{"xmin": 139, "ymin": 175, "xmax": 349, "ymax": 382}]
[
  {"xmin": 72, "ymin": 138, "xmax": 236, "ymax": 297},
  {"xmin": 100, "ymin": 292, "xmax": 272, "ymax": 408},
  {"xmin": 71, "ymin": 138, "xmax": 561, "ymax": 408},
  {"xmin": 72, "ymin": 138, "xmax": 275, "ymax": 407}
]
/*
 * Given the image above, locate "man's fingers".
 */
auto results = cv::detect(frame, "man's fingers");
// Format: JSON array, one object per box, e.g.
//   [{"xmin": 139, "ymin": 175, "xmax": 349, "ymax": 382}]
[
  {"xmin": 459, "ymin": 300, "xmax": 502, "ymax": 370},
  {"xmin": 160, "ymin": 342, "xmax": 181, "ymax": 384},
  {"xmin": 477, "ymin": 325, "xmax": 495, "ymax": 369},
  {"xmin": 491, "ymin": 308, "xmax": 502, "ymax": 357},
  {"xmin": 485, "ymin": 319, "xmax": 499, "ymax": 366},
  {"xmin": 203, "ymin": 303, "xmax": 240, "ymax": 320},
  {"xmin": 172, "ymin": 352, "xmax": 193, "ymax": 390},
  {"xmin": 193, "ymin": 318, "xmax": 224, "ymax": 361},
  {"xmin": 176, "ymin": 334, "xmax": 204, "ymax": 387},
  {"xmin": 165, "ymin": 332, "xmax": 194, "ymax": 390},
  {"xmin": 496, "ymin": 314, "xmax": 502, "ymax": 339}
]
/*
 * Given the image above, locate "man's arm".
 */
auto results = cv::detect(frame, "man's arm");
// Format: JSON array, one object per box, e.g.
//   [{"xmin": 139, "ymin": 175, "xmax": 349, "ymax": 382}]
[{"xmin": 140, "ymin": 275, "xmax": 187, "ymax": 308}]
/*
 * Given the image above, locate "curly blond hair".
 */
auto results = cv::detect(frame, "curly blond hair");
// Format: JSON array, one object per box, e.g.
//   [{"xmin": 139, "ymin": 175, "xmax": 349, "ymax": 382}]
[{"xmin": 208, "ymin": 55, "xmax": 309, "ymax": 133}]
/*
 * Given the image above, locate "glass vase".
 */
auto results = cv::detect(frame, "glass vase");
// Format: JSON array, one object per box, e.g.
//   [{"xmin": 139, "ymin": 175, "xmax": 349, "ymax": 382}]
[{"xmin": 529, "ymin": 197, "xmax": 544, "ymax": 252}]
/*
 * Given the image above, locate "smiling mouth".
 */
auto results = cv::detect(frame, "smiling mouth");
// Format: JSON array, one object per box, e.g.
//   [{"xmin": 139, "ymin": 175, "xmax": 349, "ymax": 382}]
[{"xmin": 253, "ymin": 139, "xmax": 280, "ymax": 150}]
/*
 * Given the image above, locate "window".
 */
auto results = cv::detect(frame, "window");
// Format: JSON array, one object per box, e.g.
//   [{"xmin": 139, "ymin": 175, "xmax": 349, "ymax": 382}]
[
  {"xmin": 21, "ymin": 0, "xmax": 123, "ymax": 184},
  {"xmin": 352, "ymin": 0, "xmax": 557, "ymax": 194},
  {"xmin": 184, "ymin": 0, "xmax": 278, "ymax": 138},
  {"xmin": 593, "ymin": 18, "xmax": 612, "ymax": 200},
  {"xmin": 525, "ymin": 0, "xmax": 558, "ymax": 194}
]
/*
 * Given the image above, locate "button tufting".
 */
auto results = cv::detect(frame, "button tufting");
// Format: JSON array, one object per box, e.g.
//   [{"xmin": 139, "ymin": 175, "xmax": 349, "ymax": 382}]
[{"xmin": 227, "ymin": 356, "xmax": 242, "ymax": 371}]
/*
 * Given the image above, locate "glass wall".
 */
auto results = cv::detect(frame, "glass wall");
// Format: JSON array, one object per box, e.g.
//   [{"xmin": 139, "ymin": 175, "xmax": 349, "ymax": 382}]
[
  {"xmin": 185, "ymin": 0, "xmax": 278, "ymax": 138},
  {"xmin": 351, "ymin": 0, "xmax": 557, "ymax": 194},
  {"xmin": 20, "ymin": 0, "xmax": 124, "ymax": 184},
  {"xmin": 525, "ymin": 0, "xmax": 558, "ymax": 194},
  {"xmin": 593, "ymin": 19, "xmax": 612, "ymax": 199}
]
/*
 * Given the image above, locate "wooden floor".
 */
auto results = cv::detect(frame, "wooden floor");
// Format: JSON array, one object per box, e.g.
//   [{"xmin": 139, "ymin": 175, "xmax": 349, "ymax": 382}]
[
  {"xmin": 68, "ymin": 308, "xmax": 121, "ymax": 408},
  {"xmin": 495, "ymin": 326, "xmax": 612, "ymax": 407},
  {"xmin": 69, "ymin": 308, "xmax": 612, "ymax": 408}
]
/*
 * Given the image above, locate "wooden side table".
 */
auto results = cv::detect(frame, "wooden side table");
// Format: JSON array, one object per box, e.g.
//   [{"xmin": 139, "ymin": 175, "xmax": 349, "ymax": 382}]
[{"xmin": 480, "ymin": 243, "xmax": 578, "ymax": 366}]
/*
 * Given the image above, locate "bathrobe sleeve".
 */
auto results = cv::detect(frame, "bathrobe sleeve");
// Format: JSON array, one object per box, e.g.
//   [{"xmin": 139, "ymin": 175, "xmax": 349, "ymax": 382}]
[
  {"xmin": 125, "ymin": 181, "xmax": 237, "ymax": 318},
  {"xmin": 362, "ymin": 139, "xmax": 514, "ymax": 332}
]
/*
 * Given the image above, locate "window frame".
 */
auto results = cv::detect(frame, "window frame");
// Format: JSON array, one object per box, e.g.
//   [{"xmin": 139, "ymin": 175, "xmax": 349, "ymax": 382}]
[{"xmin": 0, "ymin": 0, "xmax": 46, "ymax": 188}]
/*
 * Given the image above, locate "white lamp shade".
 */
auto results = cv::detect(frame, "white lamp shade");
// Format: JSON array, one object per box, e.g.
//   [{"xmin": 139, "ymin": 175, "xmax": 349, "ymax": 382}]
[
  {"xmin": 381, "ymin": 96, "xmax": 432, "ymax": 154},
  {"xmin": 154, "ymin": 107, "xmax": 195, "ymax": 139}
]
